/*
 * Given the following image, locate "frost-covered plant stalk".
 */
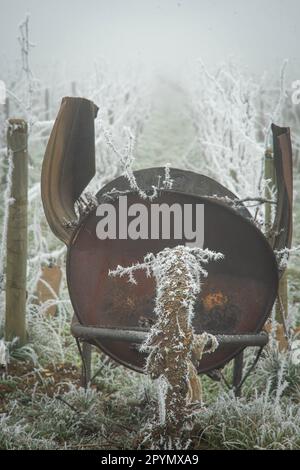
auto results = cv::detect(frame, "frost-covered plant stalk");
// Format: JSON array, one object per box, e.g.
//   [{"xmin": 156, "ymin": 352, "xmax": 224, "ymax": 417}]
[
  {"xmin": 104, "ymin": 126, "xmax": 173, "ymax": 201},
  {"xmin": 110, "ymin": 245, "xmax": 222, "ymax": 449}
]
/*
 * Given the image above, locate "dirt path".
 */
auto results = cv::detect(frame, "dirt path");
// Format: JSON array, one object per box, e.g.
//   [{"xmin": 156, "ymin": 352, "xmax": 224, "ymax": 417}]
[{"xmin": 135, "ymin": 79, "xmax": 198, "ymax": 170}]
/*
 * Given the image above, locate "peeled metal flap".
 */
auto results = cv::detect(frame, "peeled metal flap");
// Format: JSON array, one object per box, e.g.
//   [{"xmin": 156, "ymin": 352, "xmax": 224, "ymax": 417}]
[
  {"xmin": 271, "ymin": 124, "xmax": 293, "ymax": 258},
  {"xmin": 41, "ymin": 97, "xmax": 99, "ymax": 245}
]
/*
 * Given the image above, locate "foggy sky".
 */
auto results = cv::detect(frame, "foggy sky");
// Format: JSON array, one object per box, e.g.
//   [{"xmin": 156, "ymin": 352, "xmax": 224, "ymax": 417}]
[{"xmin": 0, "ymin": 0, "xmax": 299, "ymax": 81}]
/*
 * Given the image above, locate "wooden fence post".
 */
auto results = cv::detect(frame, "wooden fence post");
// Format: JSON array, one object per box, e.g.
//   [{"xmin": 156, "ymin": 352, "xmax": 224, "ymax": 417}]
[
  {"xmin": 4, "ymin": 97, "xmax": 10, "ymax": 120},
  {"xmin": 264, "ymin": 147, "xmax": 275, "ymax": 240},
  {"xmin": 264, "ymin": 147, "xmax": 288, "ymax": 322},
  {"xmin": 5, "ymin": 119, "xmax": 28, "ymax": 345},
  {"xmin": 276, "ymin": 271, "xmax": 288, "ymax": 321}
]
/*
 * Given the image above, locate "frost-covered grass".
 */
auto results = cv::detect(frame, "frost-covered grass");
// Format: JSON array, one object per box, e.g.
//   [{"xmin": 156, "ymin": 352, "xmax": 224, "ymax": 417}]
[
  {"xmin": 194, "ymin": 389, "xmax": 300, "ymax": 450},
  {"xmin": 1, "ymin": 345, "xmax": 300, "ymax": 450},
  {"xmin": 0, "ymin": 366, "xmax": 155, "ymax": 450},
  {"xmin": 0, "ymin": 57, "xmax": 300, "ymax": 449}
]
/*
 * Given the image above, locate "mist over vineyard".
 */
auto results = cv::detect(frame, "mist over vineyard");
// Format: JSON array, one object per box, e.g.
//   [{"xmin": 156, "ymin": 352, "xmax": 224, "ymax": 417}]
[{"xmin": 0, "ymin": 0, "xmax": 300, "ymax": 451}]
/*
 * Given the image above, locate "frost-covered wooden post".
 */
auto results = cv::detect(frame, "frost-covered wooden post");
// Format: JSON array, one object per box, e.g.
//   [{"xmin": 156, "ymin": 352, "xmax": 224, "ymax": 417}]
[
  {"xmin": 264, "ymin": 147, "xmax": 275, "ymax": 239},
  {"xmin": 4, "ymin": 97, "xmax": 10, "ymax": 120},
  {"xmin": 276, "ymin": 271, "xmax": 288, "ymax": 320},
  {"xmin": 110, "ymin": 246, "xmax": 222, "ymax": 448},
  {"xmin": 264, "ymin": 147, "xmax": 288, "ymax": 320},
  {"xmin": 5, "ymin": 119, "xmax": 28, "ymax": 345}
]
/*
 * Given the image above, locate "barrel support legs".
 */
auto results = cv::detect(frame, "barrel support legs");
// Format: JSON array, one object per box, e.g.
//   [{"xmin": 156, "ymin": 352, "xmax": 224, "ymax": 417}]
[
  {"xmin": 232, "ymin": 351, "xmax": 244, "ymax": 397},
  {"xmin": 75, "ymin": 339, "xmax": 92, "ymax": 389}
]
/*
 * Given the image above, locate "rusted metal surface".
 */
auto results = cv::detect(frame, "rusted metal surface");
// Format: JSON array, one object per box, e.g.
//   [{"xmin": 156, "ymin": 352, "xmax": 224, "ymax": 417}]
[
  {"xmin": 95, "ymin": 167, "xmax": 252, "ymax": 220},
  {"xmin": 67, "ymin": 168, "xmax": 278, "ymax": 373},
  {"xmin": 41, "ymin": 97, "xmax": 98, "ymax": 245},
  {"xmin": 271, "ymin": 124, "xmax": 293, "ymax": 263}
]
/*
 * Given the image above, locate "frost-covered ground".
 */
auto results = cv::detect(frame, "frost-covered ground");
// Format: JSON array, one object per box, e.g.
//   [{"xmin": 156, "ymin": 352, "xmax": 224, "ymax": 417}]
[{"xmin": 0, "ymin": 60, "xmax": 300, "ymax": 449}]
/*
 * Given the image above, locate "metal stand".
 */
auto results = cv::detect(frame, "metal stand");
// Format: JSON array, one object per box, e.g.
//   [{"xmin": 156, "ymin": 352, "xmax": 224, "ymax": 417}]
[
  {"xmin": 232, "ymin": 344, "xmax": 265, "ymax": 397},
  {"xmin": 71, "ymin": 317, "xmax": 268, "ymax": 395},
  {"xmin": 232, "ymin": 351, "xmax": 244, "ymax": 397},
  {"xmin": 75, "ymin": 338, "xmax": 92, "ymax": 389}
]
